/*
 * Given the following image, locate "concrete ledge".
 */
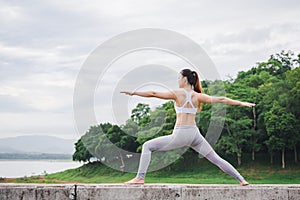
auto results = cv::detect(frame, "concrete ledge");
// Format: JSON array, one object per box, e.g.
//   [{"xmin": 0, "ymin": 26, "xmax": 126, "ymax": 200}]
[{"xmin": 0, "ymin": 183, "xmax": 300, "ymax": 200}]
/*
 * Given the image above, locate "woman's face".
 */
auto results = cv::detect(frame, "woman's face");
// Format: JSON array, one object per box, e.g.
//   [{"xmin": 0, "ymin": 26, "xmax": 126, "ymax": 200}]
[{"xmin": 177, "ymin": 72, "xmax": 186, "ymax": 88}]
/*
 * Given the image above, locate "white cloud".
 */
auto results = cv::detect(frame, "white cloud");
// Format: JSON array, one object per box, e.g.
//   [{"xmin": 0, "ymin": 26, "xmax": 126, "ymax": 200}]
[
  {"xmin": 0, "ymin": 72, "xmax": 74, "ymax": 113},
  {"xmin": 0, "ymin": 5, "xmax": 23, "ymax": 24}
]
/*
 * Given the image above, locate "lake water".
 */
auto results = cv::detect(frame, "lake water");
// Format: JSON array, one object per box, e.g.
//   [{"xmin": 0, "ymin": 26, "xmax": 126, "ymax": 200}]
[{"xmin": 0, "ymin": 160, "xmax": 82, "ymax": 178}]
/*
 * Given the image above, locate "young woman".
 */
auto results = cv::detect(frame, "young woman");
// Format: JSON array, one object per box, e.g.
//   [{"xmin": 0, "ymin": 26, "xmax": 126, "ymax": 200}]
[{"xmin": 121, "ymin": 69, "xmax": 255, "ymax": 186}]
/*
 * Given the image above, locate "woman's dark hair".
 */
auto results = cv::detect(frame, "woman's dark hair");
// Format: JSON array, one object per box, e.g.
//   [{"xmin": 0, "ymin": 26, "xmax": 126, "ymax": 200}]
[
  {"xmin": 181, "ymin": 69, "xmax": 204, "ymax": 111},
  {"xmin": 181, "ymin": 69, "xmax": 203, "ymax": 93}
]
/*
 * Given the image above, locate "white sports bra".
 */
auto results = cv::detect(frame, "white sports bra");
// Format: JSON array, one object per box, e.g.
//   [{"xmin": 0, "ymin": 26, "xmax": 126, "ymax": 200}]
[{"xmin": 174, "ymin": 89, "xmax": 198, "ymax": 114}]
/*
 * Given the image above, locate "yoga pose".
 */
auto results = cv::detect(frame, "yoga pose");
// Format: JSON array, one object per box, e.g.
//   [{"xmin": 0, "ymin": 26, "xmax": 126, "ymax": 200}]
[{"xmin": 121, "ymin": 69, "xmax": 255, "ymax": 186}]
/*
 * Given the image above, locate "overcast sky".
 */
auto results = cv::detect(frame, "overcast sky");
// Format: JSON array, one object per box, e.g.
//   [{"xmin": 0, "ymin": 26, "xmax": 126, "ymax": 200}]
[{"xmin": 0, "ymin": 0, "xmax": 299, "ymax": 139}]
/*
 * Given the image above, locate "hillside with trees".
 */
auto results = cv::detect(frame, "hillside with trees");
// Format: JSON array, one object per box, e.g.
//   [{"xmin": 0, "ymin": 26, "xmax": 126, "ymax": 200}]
[{"xmin": 72, "ymin": 50, "xmax": 300, "ymax": 171}]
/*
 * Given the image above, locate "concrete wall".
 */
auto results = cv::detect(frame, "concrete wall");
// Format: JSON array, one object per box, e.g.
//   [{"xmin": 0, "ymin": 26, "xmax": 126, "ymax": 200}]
[{"xmin": 0, "ymin": 183, "xmax": 299, "ymax": 200}]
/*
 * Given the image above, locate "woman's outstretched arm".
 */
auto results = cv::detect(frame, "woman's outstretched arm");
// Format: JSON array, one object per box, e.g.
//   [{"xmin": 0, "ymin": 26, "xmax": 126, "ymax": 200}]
[
  {"xmin": 120, "ymin": 91, "xmax": 177, "ymax": 100},
  {"xmin": 197, "ymin": 93, "xmax": 255, "ymax": 107}
]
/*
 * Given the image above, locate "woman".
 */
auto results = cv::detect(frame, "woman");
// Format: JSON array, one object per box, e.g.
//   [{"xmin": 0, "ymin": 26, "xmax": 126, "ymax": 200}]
[{"xmin": 121, "ymin": 69, "xmax": 254, "ymax": 186}]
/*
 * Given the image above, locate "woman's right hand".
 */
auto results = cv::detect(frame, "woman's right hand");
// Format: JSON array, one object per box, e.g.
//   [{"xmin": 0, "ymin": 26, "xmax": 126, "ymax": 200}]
[{"xmin": 120, "ymin": 91, "xmax": 133, "ymax": 96}]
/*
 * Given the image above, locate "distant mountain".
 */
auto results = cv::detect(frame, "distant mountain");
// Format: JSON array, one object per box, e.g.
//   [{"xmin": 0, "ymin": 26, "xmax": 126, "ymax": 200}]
[
  {"xmin": 0, "ymin": 145, "xmax": 23, "ymax": 153},
  {"xmin": 0, "ymin": 135, "xmax": 77, "ymax": 154}
]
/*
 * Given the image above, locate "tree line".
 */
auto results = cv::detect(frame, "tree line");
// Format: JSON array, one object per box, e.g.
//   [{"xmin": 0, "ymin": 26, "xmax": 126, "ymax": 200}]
[{"xmin": 73, "ymin": 50, "xmax": 300, "ymax": 169}]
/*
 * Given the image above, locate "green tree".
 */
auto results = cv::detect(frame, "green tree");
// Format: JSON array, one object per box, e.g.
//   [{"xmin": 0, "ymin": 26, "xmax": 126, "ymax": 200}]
[
  {"xmin": 264, "ymin": 101, "xmax": 298, "ymax": 168},
  {"xmin": 285, "ymin": 67, "xmax": 300, "ymax": 162},
  {"xmin": 258, "ymin": 67, "xmax": 299, "ymax": 165},
  {"xmin": 214, "ymin": 82, "xmax": 254, "ymax": 166},
  {"xmin": 236, "ymin": 70, "xmax": 270, "ymax": 157},
  {"xmin": 131, "ymin": 103, "xmax": 151, "ymax": 126},
  {"xmin": 72, "ymin": 138, "xmax": 93, "ymax": 162},
  {"xmin": 256, "ymin": 50, "xmax": 296, "ymax": 77}
]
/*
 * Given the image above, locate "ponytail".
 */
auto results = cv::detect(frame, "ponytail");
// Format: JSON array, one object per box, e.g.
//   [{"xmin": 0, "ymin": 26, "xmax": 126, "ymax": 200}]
[{"xmin": 191, "ymin": 71, "xmax": 203, "ymax": 94}]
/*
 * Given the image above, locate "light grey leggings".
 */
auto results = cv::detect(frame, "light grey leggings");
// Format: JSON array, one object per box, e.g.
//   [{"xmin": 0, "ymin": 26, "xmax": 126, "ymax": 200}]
[{"xmin": 137, "ymin": 126, "xmax": 244, "ymax": 182}]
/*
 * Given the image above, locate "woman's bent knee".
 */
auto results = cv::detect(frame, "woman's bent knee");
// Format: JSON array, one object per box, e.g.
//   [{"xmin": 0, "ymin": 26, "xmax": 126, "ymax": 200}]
[{"xmin": 142, "ymin": 141, "xmax": 155, "ymax": 152}]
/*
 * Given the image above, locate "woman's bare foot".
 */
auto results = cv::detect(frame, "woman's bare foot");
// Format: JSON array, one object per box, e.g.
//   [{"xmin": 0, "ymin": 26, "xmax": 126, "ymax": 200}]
[
  {"xmin": 240, "ymin": 180, "xmax": 249, "ymax": 186},
  {"xmin": 124, "ymin": 177, "xmax": 145, "ymax": 185}
]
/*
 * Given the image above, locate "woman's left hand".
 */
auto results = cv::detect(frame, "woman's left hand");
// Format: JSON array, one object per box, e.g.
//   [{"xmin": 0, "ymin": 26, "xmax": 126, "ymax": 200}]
[{"xmin": 240, "ymin": 102, "xmax": 256, "ymax": 107}]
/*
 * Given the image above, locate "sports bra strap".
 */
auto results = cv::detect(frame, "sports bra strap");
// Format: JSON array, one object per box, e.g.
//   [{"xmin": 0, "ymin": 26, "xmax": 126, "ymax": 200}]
[
  {"xmin": 174, "ymin": 89, "xmax": 197, "ymax": 114},
  {"xmin": 182, "ymin": 89, "xmax": 196, "ymax": 108}
]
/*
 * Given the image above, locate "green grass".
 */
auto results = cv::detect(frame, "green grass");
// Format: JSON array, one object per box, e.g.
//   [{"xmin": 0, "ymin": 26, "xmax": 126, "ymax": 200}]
[
  {"xmin": 2, "ymin": 153, "xmax": 300, "ymax": 184},
  {"xmin": 43, "ymin": 160, "xmax": 300, "ymax": 184}
]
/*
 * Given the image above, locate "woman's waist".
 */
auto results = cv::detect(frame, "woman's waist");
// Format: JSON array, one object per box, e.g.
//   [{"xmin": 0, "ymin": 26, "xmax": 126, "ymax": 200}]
[
  {"xmin": 174, "ymin": 124, "xmax": 197, "ymax": 129},
  {"xmin": 175, "ymin": 119, "xmax": 196, "ymax": 126}
]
